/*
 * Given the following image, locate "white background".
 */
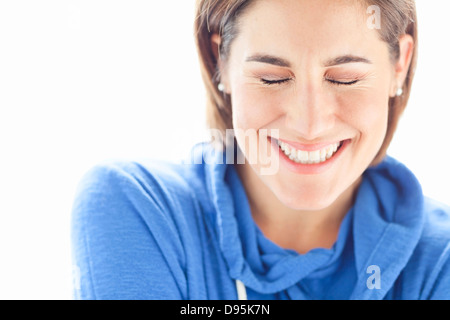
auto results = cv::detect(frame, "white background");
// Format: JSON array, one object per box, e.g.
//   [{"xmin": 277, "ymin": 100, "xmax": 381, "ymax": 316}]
[{"xmin": 0, "ymin": 1, "xmax": 448, "ymax": 299}]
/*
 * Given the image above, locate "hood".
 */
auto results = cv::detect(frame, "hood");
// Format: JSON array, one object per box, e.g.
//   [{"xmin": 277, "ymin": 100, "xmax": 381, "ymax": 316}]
[{"xmin": 190, "ymin": 142, "xmax": 425, "ymax": 299}]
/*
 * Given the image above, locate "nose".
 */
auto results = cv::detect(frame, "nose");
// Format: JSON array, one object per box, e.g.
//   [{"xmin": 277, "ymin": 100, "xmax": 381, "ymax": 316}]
[{"xmin": 285, "ymin": 83, "xmax": 335, "ymax": 140}]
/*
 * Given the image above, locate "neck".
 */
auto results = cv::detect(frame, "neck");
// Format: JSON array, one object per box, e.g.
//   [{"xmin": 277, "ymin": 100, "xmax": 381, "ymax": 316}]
[{"xmin": 235, "ymin": 162, "xmax": 360, "ymax": 254}]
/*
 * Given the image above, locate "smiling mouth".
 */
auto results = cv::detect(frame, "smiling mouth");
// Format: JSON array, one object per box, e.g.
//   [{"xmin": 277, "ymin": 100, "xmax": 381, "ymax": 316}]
[{"xmin": 276, "ymin": 139, "xmax": 345, "ymax": 165}]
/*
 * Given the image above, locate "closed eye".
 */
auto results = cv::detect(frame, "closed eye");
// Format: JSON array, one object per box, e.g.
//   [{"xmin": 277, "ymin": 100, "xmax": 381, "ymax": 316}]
[
  {"xmin": 326, "ymin": 78, "xmax": 359, "ymax": 86},
  {"xmin": 261, "ymin": 78, "xmax": 359, "ymax": 86},
  {"xmin": 260, "ymin": 78, "xmax": 292, "ymax": 86}
]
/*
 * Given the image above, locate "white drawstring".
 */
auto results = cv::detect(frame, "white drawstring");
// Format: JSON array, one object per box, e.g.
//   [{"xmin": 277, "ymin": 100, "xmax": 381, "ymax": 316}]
[{"xmin": 235, "ymin": 279, "xmax": 248, "ymax": 300}]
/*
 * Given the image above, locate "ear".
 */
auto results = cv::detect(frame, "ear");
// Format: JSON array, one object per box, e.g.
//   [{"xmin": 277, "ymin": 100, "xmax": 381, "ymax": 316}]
[
  {"xmin": 211, "ymin": 33, "xmax": 230, "ymax": 93},
  {"xmin": 390, "ymin": 34, "xmax": 414, "ymax": 97},
  {"xmin": 211, "ymin": 33, "xmax": 221, "ymax": 61}
]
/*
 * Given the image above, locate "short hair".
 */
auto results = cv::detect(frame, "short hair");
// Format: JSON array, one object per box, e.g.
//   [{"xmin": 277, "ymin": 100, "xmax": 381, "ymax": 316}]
[{"xmin": 194, "ymin": 0, "xmax": 418, "ymax": 165}]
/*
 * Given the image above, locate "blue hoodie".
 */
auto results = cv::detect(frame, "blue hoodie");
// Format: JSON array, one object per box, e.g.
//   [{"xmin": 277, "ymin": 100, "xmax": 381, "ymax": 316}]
[{"xmin": 71, "ymin": 142, "xmax": 450, "ymax": 299}]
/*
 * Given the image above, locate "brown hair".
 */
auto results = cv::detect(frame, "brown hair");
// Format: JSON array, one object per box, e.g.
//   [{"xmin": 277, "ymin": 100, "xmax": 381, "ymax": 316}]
[{"xmin": 194, "ymin": 0, "xmax": 418, "ymax": 164}]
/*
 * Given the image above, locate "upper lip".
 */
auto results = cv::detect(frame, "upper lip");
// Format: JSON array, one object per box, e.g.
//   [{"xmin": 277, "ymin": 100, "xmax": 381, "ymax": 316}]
[{"xmin": 275, "ymin": 137, "xmax": 346, "ymax": 151}]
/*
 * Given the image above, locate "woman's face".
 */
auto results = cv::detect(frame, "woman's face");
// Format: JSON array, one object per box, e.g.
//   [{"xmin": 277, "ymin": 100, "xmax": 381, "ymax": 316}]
[{"xmin": 220, "ymin": 0, "xmax": 401, "ymax": 210}]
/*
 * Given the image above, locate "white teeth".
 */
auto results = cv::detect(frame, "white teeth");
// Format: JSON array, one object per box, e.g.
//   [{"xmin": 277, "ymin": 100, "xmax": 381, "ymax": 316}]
[
  {"xmin": 320, "ymin": 149, "xmax": 326, "ymax": 162},
  {"xmin": 284, "ymin": 145, "xmax": 291, "ymax": 156},
  {"xmin": 298, "ymin": 150, "xmax": 308, "ymax": 163},
  {"xmin": 326, "ymin": 146, "xmax": 333, "ymax": 159},
  {"xmin": 310, "ymin": 150, "xmax": 320, "ymax": 163},
  {"xmin": 277, "ymin": 140, "xmax": 342, "ymax": 165}
]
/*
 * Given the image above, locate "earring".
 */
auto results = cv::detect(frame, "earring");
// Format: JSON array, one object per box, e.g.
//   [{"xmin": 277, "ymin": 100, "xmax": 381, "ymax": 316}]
[
  {"xmin": 218, "ymin": 83, "xmax": 225, "ymax": 92},
  {"xmin": 396, "ymin": 87, "xmax": 403, "ymax": 97}
]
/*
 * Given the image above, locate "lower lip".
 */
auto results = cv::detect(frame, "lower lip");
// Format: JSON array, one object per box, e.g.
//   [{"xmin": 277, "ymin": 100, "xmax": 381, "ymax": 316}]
[{"xmin": 269, "ymin": 137, "xmax": 350, "ymax": 175}]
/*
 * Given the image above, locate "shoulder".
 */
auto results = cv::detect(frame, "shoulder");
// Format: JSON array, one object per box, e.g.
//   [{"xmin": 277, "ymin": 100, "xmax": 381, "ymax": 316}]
[
  {"xmin": 73, "ymin": 158, "xmax": 205, "ymax": 216},
  {"xmin": 72, "ymin": 141, "xmax": 225, "ymax": 243},
  {"xmin": 419, "ymin": 197, "xmax": 450, "ymax": 262},
  {"xmin": 71, "ymin": 158, "xmax": 212, "ymax": 299},
  {"xmin": 369, "ymin": 157, "xmax": 450, "ymax": 299},
  {"xmin": 422, "ymin": 197, "xmax": 450, "ymax": 242},
  {"xmin": 415, "ymin": 197, "xmax": 450, "ymax": 261},
  {"xmin": 73, "ymin": 141, "xmax": 222, "ymax": 216},
  {"xmin": 75, "ymin": 158, "xmax": 191, "ymax": 193},
  {"xmin": 417, "ymin": 197, "xmax": 450, "ymax": 267},
  {"xmin": 403, "ymin": 197, "xmax": 450, "ymax": 299}
]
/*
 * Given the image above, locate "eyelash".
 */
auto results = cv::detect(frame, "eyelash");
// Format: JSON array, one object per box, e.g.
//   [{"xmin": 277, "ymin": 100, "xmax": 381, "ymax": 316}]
[
  {"xmin": 260, "ymin": 78, "xmax": 291, "ymax": 86},
  {"xmin": 260, "ymin": 78, "xmax": 359, "ymax": 86},
  {"xmin": 326, "ymin": 78, "xmax": 359, "ymax": 86}
]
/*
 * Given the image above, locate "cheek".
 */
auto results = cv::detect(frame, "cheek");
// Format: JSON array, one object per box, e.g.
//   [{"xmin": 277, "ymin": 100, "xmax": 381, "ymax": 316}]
[
  {"xmin": 337, "ymin": 87, "xmax": 389, "ymax": 149},
  {"xmin": 231, "ymin": 83, "xmax": 284, "ymax": 130}
]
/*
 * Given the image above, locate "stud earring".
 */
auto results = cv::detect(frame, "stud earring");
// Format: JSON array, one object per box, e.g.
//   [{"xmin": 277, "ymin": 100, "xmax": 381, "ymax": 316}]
[
  {"xmin": 396, "ymin": 87, "xmax": 403, "ymax": 97},
  {"xmin": 218, "ymin": 83, "xmax": 225, "ymax": 92}
]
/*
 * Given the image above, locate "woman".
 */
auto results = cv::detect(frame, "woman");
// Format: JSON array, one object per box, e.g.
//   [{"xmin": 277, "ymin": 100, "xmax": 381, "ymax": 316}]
[{"xmin": 71, "ymin": 0, "xmax": 450, "ymax": 299}]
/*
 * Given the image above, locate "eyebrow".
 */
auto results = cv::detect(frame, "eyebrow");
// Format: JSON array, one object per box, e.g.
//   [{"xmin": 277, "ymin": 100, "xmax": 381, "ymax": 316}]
[
  {"xmin": 245, "ymin": 54, "xmax": 372, "ymax": 68},
  {"xmin": 245, "ymin": 54, "xmax": 291, "ymax": 67},
  {"xmin": 324, "ymin": 55, "xmax": 372, "ymax": 67}
]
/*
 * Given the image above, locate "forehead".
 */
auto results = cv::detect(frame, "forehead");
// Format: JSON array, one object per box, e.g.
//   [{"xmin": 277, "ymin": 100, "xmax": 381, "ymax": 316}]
[{"xmin": 232, "ymin": 0, "xmax": 383, "ymax": 64}]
